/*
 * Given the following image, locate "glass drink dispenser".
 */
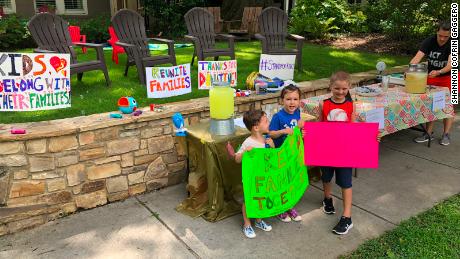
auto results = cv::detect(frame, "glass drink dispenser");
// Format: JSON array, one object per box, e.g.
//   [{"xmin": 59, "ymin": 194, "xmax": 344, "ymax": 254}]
[
  {"xmin": 405, "ymin": 64, "xmax": 427, "ymax": 94},
  {"xmin": 209, "ymin": 82, "xmax": 235, "ymax": 135}
]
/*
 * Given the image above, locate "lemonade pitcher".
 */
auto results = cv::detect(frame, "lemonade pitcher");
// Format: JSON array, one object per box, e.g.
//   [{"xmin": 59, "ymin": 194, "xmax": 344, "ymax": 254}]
[
  {"xmin": 209, "ymin": 82, "xmax": 234, "ymax": 120},
  {"xmin": 209, "ymin": 81, "xmax": 236, "ymax": 135},
  {"xmin": 405, "ymin": 64, "xmax": 427, "ymax": 94}
]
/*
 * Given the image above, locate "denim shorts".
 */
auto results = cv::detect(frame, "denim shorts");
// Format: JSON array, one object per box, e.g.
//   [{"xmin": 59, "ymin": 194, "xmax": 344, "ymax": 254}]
[{"xmin": 320, "ymin": 166, "xmax": 352, "ymax": 189}]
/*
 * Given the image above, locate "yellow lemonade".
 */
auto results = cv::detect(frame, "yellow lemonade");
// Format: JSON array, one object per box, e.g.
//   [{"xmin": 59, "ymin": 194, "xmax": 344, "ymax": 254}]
[
  {"xmin": 405, "ymin": 72, "xmax": 427, "ymax": 94},
  {"xmin": 209, "ymin": 86, "xmax": 234, "ymax": 119}
]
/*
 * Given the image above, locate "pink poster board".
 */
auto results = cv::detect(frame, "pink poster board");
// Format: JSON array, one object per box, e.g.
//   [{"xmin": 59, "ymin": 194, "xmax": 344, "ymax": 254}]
[{"xmin": 304, "ymin": 122, "xmax": 379, "ymax": 168}]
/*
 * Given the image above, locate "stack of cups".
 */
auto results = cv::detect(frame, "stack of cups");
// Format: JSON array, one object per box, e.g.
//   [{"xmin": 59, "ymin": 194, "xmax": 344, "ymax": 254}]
[{"xmin": 381, "ymin": 76, "xmax": 389, "ymax": 92}]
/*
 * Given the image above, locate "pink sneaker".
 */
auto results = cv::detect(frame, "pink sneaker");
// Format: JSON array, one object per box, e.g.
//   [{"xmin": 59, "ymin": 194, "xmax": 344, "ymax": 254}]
[
  {"xmin": 277, "ymin": 212, "xmax": 291, "ymax": 222},
  {"xmin": 288, "ymin": 208, "xmax": 302, "ymax": 221}
]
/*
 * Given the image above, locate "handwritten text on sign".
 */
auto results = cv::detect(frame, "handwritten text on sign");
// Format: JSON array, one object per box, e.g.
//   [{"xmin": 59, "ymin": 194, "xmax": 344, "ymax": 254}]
[
  {"xmin": 198, "ymin": 60, "xmax": 237, "ymax": 90},
  {"xmin": 0, "ymin": 53, "xmax": 71, "ymax": 111},
  {"xmin": 146, "ymin": 64, "xmax": 191, "ymax": 98},
  {"xmin": 242, "ymin": 127, "xmax": 309, "ymax": 218},
  {"xmin": 259, "ymin": 54, "xmax": 296, "ymax": 80}
]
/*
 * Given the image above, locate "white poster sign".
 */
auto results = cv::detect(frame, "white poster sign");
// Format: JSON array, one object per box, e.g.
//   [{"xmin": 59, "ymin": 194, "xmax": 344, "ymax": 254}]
[
  {"xmin": 432, "ymin": 91, "xmax": 446, "ymax": 111},
  {"xmin": 0, "ymin": 53, "xmax": 71, "ymax": 111},
  {"xmin": 365, "ymin": 107, "xmax": 385, "ymax": 129},
  {"xmin": 259, "ymin": 54, "xmax": 296, "ymax": 80},
  {"xmin": 198, "ymin": 60, "xmax": 237, "ymax": 90},
  {"xmin": 146, "ymin": 64, "xmax": 191, "ymax": 98}
]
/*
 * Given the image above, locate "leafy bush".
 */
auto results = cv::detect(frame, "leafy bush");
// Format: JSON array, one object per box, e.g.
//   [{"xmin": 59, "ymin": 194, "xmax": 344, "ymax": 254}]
[
  {"xmin": 0, "ymin": 15, "xmax": 34, "ymax": 51},
  {"xmin": 67, "ymin": 14, "xmax": 111, "ymax": 43},
  {"xmin": 142, "ymin": 0, "xmax": 205, "ymax": 37},
  {"xmin": 290, "ymin": 14, "xmax": 338, "ymax": 39},
  {"xmin": 364, "ymin": 0, "xmax": 453, "ymax": 52},
  {"xmin": 343, "ymin": 9, "xmax": 367, "ymax": 33},
  {"xmin": 289, "ymin": 0, "xmax": 368, "ymax": 39}
]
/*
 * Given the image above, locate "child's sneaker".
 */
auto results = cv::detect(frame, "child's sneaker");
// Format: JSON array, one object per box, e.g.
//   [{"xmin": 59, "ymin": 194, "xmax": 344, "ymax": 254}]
[
  {"xmin": 439, "ymin": 133, "xmax": 451, "ymax": 146},
  {"xmin": 332, "ymin": 216, "xmax": 353, "ymax": 235},
  {"xmin": 277, "ymin": 212, "xmax": 291, "ymax": 222},
  {"xmin": 414, "ymin": 132, "xmax": 434, "ymax": 143},
  {"xmin": 288, "ymin": 208, "xmax": 302, "ymax": 221},
  {"xmin": 322, "ymin": 197, "xmax": 335, "ymax": 214},
  {"xmin": 254, "ymin": 220, "xmax": 272, "ymax": 232},
  {"xmin": 242, "ymin": 225, "xmax": 256, "ymax": 238}
]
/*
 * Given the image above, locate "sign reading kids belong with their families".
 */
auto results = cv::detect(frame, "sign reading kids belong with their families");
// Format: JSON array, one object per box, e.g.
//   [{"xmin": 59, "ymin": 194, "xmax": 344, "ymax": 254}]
[
  {"xmin": 146, "ymin": 64, "xmax": 191, "ymax": 98},
  {"xmin": 198, "ymin": 60, "xmax": 237, "ymax": 89},
  {"xmin": 0, "ymin": 53, "xmax": 71, "ymax": 111},
  {"xmin": 259, "ymin": 54, "xmax": 296, "ymax": 80},
  {"xmin": 242, "ymin": 127, "xmax": 309, "ymax": 218}
]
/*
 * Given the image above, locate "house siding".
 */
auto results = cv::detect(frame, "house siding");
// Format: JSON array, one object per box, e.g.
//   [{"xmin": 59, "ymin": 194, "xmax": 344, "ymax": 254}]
[
  {"xmin": 16, "ymin": 1, "xmax": 36, "ymax": 17},
  {"xmin": 87, "ymin": 0, "xmax": 111, "ymax": 17}
]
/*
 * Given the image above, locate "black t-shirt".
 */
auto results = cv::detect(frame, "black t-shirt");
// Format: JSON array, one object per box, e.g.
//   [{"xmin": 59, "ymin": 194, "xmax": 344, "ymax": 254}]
[{"xmin": 420, "ymin": 35, "xmax": 451, "ymax": 75}]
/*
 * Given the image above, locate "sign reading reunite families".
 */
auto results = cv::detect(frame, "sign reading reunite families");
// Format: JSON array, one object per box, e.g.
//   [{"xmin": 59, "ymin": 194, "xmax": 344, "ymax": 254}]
[
  {"xmin": 259, "ymin": 54, "xmax": 296, "ymax": 80},
  {"xmin": 0, "ymin": 53, "xmax": 71, "ymax": 111},
  {"xmin": 146, "ymin": 64, "xmax": 191, "ymax": 98},
  {"xmin": 198, "ymin": 60, "xmax": 237, "ymax": 89},
  {"xmin": 242, "ymin": 127, "xmax": 309, "ymax": 218}
]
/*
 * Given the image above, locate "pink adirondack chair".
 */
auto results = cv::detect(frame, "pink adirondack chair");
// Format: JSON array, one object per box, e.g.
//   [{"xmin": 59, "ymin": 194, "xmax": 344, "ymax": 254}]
[
  {"xmin": 68, "ymin": 25, "xmax": 87, "ymax": 53},
  {"xmin": 108, "ymin": 26, "xmax": 125, "ymax": 64}
]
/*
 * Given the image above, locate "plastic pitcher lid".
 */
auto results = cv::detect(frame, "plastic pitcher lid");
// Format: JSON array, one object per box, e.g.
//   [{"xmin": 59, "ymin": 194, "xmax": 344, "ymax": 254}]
[
  {"xmin": 212, "ymin": 81, "xmax": 231, "ymax": 87},
  {"xmin": 408, "ymin": 63, "xmax": 427, "ymax": 69}
]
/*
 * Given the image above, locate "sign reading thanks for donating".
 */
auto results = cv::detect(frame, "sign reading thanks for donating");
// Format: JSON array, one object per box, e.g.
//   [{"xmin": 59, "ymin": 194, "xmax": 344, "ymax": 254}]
[
  {"xmin": 242, "ymin": 127, "xmax": 309, "ymax": 218},
  {"xmin": 146, "ymin": 64, "xmax": 191, "ymax": 98},
  {"xmin": 0, "ymin": 53, "xmax": 71, "ymax": 111},
  {"xmin": 198, "ymin": 60, "xmax": 237, "ymax": 90},
  {"xmin": 259, "ymin": 54, "xmax": 296, "ymax": 80}
]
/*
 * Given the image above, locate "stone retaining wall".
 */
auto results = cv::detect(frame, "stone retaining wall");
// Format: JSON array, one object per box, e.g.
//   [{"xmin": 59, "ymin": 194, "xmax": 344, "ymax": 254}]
[{"xmin": 0, "ymin": 67, "xmax": 404, "ymax": 236}]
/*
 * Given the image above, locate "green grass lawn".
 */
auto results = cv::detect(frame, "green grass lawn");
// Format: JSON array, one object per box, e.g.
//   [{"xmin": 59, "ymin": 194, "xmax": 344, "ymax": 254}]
[
  {"xmin": 342, "ymin": 194, "xmax": 460, "ymax": 258},
  {"xmin": 0, "ymin": 41, "xmax": 410, "ymax": 124}
]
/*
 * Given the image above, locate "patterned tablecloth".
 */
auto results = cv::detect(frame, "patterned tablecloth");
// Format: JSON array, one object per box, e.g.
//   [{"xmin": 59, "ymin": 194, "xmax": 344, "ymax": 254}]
[{"xmin": 301, "ymin": 84, "xmax": 455, "ymax": 136}]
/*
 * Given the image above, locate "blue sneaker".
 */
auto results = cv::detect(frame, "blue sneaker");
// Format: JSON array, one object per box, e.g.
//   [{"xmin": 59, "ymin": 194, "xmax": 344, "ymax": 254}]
[
  {"xmin": 242, "ymin": 225, "xmax": 256, "ymax": 238},
  {"xmin": 254, "ymin": 220, "xmax": 272, "ymax": 232}
]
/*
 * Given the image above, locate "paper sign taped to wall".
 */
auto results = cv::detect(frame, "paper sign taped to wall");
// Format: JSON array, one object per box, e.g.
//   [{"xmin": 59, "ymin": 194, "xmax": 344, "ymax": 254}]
[
  {"xmin": 0, "ymin": 53, "xmax": 71, "ymax": 111},
  {"xmin": 146, "ymin": 64, "xmax": 191, "ymax": 98},
  {"xmin": 259, "ymin": 54, "xmax": 296, "ymax": 80},
  {"xmin": 198, "ymin": 60, "xmax": 237, "ymax": 90}
]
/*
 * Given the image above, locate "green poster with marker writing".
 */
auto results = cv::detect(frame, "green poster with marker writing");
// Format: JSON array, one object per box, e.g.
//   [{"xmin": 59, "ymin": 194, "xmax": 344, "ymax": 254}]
[{"xmin": 242, "ymin": 127, "xmax": 309, "ymax": 218}]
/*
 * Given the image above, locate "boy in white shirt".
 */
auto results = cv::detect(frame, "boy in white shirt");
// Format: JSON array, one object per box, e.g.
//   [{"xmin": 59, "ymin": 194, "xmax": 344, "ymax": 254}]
[{"xmin": 230, "ymin": 110, "xmax": 274, "ymax": 238}]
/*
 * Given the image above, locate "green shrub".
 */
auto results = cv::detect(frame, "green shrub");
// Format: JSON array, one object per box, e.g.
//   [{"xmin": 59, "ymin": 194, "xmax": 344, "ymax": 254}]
[
  {"xmin": 67, "ymin": 14, "xmax": 111, "ymax": 43},
  {"xmin": 289, "ymin": 0, "xmax": 368, "ymax": 39},
  {"xmin": 142, "ymin": 0, "xmax": 205, "ymax": 37},
  {"xmin": 364, "ymin": 0, "xmax": 453, "ymax": 52},
  {"xmin": 343, "ymin": 9, "xmax": 368, "ymax": 33},
  {"xmin": 0, "ymin": 15, "xmax": 34, "ymax": 51},
  {"xmin": 289, "ymin": 14, "xmax": 338, "ymax": 39}
]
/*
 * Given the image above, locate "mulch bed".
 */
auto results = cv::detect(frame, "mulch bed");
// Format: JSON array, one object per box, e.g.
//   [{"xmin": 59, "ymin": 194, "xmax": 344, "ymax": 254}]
[{"xmin": 306, "ymin": 33, "xmax": 413, "ymax": 56}]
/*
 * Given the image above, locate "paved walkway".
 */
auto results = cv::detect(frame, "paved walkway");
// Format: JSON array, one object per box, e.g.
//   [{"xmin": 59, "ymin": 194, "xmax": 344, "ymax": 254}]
[{"xmin": 1, "ymin": 110, "xmax": 459, "ymax": 259}]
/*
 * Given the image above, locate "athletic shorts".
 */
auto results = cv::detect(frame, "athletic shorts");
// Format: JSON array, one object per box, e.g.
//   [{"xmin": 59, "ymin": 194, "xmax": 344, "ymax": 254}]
[{"xmin": 320, "ymin": 166, "xmax": 352, "ymax": 189}]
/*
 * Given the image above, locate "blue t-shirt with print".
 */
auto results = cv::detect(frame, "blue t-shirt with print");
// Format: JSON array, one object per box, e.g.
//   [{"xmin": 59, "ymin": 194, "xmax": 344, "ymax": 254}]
[{"xmin": 269, "ymin": 108, "xmax": 300, "ymax": 148}]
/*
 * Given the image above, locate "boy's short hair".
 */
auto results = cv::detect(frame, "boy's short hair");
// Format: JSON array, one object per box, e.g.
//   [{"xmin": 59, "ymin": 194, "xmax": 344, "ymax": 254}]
[
  {"xmin": 243, "ymin": 110, "xmax": 266, "ymax": 131},
  {"xmin": 437, "ymin": 20, "xmax": 450, "ymax": 31},
  {"xmin": 330, "ymin": 71, "xmax": 351, "ymax": 85},
  {"xmin": 280, "ymin": 84, "xmax": 301, "ymax": 99}
]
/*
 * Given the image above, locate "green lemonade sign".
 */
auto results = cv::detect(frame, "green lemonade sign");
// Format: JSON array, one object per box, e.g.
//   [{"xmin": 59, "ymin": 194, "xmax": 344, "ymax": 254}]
[{"xmin": 242, "ymin": 127, "xmax": 309, "ymax": 218}]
